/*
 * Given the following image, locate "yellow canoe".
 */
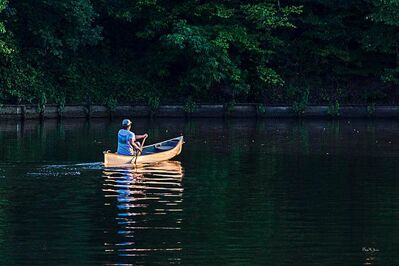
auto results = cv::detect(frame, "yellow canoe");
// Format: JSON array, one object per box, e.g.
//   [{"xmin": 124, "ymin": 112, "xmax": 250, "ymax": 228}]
[{"xmin": 103, "ymin": 136, "xmax": 184, "ymax": 166}]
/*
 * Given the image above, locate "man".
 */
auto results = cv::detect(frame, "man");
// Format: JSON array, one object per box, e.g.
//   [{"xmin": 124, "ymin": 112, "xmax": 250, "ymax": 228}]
[{"xmin": 117, "ymin": 119, "xmax": 148, "ymax": 156}]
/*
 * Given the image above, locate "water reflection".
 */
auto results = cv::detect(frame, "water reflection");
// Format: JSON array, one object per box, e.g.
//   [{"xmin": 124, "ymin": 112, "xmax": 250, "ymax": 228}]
[{"xmin": 102, "ymin": 161, "xmax": 184, "ymax": 263}]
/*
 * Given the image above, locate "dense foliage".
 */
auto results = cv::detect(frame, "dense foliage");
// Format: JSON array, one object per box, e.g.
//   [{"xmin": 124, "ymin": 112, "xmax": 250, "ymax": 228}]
[{"xmin": 0, "ymin": 0, "xmax": 398, "ymax": 107}]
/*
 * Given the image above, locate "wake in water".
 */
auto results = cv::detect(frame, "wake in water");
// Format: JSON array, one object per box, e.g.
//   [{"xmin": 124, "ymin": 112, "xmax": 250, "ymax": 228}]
[
  {"xmin": 26, "ymin": 162, "xmax": 104, "ymax": 177},
  {"xmin": 44, "ymin": 162, "xmax": 104, "ymax": 169}
]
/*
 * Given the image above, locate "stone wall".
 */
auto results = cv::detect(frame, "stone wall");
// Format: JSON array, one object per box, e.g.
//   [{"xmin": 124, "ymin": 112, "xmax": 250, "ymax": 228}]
[{"xmin": 0, "ymin": 104, "xmax": 398, "ymax": 120}]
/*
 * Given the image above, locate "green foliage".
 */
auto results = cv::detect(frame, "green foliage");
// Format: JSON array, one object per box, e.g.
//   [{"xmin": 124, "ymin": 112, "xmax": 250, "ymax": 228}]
[
  {"xmin": 0, "ymin": 0, "xmax": 12, "ymax": 55},
  {"xmin": 56, "ymin": 94, "xmax": 66, "ymax": 112},
  {"xmin": 242, "ymin": 3, "xmax": 302, "ymax": 29},
  {"xmin": 184, "ymin": 97, "xmax": 198, "ymax": 113},
  {"xmin": 367, "ymin": 103, "xmax": 376, "ymax": 115},
  {"xmin": 369, "ymin": 0, "xmax": 399, "ymax": 26},
  {"xmin": 288, "ymin": 85, "xmax": 309, "ymax": 114},
  {"xmin": 225, "ymin": 100, "xmax": 236, "ymax": 113},
  {"xmin": 257, "ymin": 103, "xmax": 267, "ymax": 114},
  {"xmin": 292, "ymin": 97, "xmax": 309, "ymax": 115},
  {"xmin": 37, "ymin": 92, "xmax": 47, "ymax": 113},
  {"xmin": 121, "ymin": 0, "xmax": 300, "ymax": 100},
  {"xmin": 0, "ymin": 0, "xmax": 102, "ymax": 105},
  {"xmin": 278, "ymin": 0, "xmax": 399, "ymax": 104},
  {"xmin": 257, "ymin": 67, "xmax": 284, "ymax": 86},
  {"xmin": 0, "ymin": 0, "xmax": 398, "ymax": 106},
  {"xmin": 328, "ymin": 101, "xmax": 340, "ymax": 117},
  {"xmin": 106, "ymin": 96, "xmax": 117, "ymax": 111},
  {"xmin": 11, "ymin": 0, "xmax": 102, "ymax": 59},
  {"xmin": 365, "ymin": 0, "xmax": 399, "ymax": 85},
  {"xmin": 147, "ymin": 95, "xmax": 160, "ymax": 112}
]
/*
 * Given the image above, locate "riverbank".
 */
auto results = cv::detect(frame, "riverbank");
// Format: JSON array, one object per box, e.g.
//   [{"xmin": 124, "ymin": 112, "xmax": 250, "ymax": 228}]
[{"xmin": 1, "ymin": 104, "xmax": 399, "ymax": 120}]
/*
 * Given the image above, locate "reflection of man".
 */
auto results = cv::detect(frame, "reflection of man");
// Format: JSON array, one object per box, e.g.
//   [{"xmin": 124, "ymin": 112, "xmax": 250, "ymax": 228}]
[{"xmin": 117, "ymin": 119, "xmax": 148, "ymax": 156}]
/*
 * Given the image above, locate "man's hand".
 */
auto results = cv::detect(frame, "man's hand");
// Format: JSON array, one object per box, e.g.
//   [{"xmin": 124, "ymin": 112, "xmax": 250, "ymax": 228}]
[{"xmin": 144, "ymin": 133, "xmax": 148, "ymax": 138}]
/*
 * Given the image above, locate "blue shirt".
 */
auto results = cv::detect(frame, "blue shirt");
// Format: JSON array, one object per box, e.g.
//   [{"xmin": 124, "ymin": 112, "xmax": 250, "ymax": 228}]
[{"xmin": 117, "ymin": 129, "xmax": 135, "ymax": 155}]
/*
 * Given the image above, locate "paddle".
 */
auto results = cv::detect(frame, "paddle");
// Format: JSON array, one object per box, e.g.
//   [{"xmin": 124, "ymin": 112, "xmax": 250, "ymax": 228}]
[{"xmin": 133, "ymin": 135, "xmax": 148, "ymax": 164}]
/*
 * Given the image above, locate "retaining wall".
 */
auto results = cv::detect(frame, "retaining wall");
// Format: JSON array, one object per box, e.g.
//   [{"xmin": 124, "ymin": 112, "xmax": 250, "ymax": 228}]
[{"xmin": 0, "ymin": 104, "xmax": 398, "ymax": 120}]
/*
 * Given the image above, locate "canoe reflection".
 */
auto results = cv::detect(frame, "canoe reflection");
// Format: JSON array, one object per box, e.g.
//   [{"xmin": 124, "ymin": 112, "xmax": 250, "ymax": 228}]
[{"xmin": 103, "ymin": 161, "xmax": 184, "ymax": 261}]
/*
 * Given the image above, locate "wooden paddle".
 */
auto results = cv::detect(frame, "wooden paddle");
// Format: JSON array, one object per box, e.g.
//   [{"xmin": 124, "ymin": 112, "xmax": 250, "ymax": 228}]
[{"xmin": 133, "ymin": 135, "xmax": 148, "ymax": 164}]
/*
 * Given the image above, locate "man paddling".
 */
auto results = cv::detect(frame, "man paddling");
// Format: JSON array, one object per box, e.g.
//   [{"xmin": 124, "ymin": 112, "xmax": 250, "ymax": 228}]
[{"xmin": 117, "ymin": 119, "xmax": 148, "ymax": 156}]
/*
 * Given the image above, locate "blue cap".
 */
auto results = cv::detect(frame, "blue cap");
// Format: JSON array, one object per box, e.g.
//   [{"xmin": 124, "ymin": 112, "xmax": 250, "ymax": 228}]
[{"xmin": 122, "ymin": 119, "xmax": 132, "ymax": 126}]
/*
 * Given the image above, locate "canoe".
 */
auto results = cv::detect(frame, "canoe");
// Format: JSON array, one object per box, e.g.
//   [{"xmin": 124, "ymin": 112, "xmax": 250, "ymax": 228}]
[{"xmin": 103, "ymin": 136, "xmax": 184, "ymax": 166}]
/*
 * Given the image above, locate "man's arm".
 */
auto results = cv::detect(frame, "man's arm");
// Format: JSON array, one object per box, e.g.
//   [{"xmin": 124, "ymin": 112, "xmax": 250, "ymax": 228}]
[
  {"xmin": 135, "ymin": 133, "xmax": 148, "ymax": 140},
  {"xmin": 130, "ymin": 138, "xmax": 142, "ymax": 152}
]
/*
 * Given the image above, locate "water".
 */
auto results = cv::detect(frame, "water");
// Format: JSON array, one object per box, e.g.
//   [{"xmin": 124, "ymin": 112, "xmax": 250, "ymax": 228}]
[{"xmin": 0, "ymin": 118, "xmax": 398, "ymax": 265}]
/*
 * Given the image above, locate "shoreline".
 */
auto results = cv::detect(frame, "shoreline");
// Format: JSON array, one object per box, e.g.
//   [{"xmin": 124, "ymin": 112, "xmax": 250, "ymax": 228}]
[{"xmin": 1, "ymin": 104, "xmax": 399, "ymax": 120}]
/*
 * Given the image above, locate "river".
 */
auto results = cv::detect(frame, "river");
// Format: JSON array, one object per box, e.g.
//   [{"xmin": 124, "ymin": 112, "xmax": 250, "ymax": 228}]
[{"xmin": 0, "ymin": 118, "xmax": 398, "ymax": 265}]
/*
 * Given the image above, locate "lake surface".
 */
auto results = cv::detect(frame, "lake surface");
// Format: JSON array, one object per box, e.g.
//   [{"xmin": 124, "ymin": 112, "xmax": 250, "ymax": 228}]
[{"xmin": 0, "ymin": 118, "xmax": 398, "ymax": 265}]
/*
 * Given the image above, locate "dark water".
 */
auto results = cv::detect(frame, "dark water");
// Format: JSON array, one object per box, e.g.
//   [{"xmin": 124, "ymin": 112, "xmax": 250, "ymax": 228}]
[{"xmin": 0, "ymin": 118, "xmax": 398, "ymax": 265}]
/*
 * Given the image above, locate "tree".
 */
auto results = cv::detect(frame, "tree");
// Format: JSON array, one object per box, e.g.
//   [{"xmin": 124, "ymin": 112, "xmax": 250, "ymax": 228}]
[
  {"xmin": 95, "ymin": 0, "xmax": 302, "ymax": 102},
  {"xmin": 0, "ymin": 0, "xmax": 12, "ymax": 56},
  {"xmin": 365, "ymin": 0, "xmax": 399, "ymax": 87},
  {"xmin": 0, "ymin": 0, "xmax": 102, "ymax": 104},
  {"xmin": 1, "ymin": 0, "xmax": 399, "ymax": 105}
]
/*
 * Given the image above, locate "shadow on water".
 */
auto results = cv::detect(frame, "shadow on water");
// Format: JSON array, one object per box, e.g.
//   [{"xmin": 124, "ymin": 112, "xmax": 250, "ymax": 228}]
[{"xmin": 102, "ymin": 160, "xmax": 184, "ymax": 264}]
